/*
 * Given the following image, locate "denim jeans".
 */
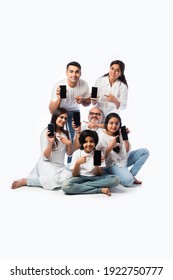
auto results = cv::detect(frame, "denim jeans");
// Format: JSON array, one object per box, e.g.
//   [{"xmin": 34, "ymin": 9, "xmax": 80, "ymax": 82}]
[
  {"xmin": 106, "ymin": 148, "xmax": 149, "ymax": 187},
  {"xmin": 61, "ymin": 174, "xmax": 120, "ymax": 194},
  {"xmin": 67, "ymin": 110, "xmax": 79, "ymax": 163}
]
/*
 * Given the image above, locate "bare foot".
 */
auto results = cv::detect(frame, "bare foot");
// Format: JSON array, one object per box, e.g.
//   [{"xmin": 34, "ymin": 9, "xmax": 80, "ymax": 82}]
[
  {"xmin": 101, "ymin": 187, "xmax": 111, "ymax": 196},
  {"xmin": 11, "ymin": 178, "xmax": 27, "ymax": 189},
  {"xmin": 134, "ymin": 178, "xmax": 142, "ymax": 184}
]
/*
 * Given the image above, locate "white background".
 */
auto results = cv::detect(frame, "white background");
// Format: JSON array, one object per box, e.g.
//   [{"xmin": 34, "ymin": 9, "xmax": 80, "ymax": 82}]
[{"xmin": 0, "ymin": 0, "xmax": 172, "ymax": 272}]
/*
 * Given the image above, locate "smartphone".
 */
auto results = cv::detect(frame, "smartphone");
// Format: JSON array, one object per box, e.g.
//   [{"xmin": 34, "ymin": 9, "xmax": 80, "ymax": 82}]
[
  {"xmin": 91, "ymin": 87, "xmax": 98, "ymax": 98},
  {"xmin": 115, "ymin": 129, "xmax": 120, "ymax": 143},
  {"xmin": 60, "ymin": 85, "xmax": 66, "ymax": 98},
  {"xmin": 48, "ymin": 123, "xmax": 55, "ymax": 137},
  {"xmin": 93, "ymin": 150, "xmax": 102, "ymax": 166},
  {"xmin": 73, "ymin": 111, "xmax": 80, "ymax": 127},
  {"xmin": 121, "ymin": 125, "xmax": 128, "ymax": 140}
]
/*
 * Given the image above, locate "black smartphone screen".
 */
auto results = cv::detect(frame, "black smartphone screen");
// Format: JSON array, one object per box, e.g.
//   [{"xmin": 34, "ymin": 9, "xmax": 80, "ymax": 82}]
[
  {"xmin": 73, "ymin": 111, "xmax": 80, "ymax": 127},
  {"xmin": 93, "ymin": 150, "xmax": 101, "ymax": 166},
  {"xmin": 121, "ymin": 125, "xmax": 128, "ymax": 140},
  {"xmin": 48, "ymin": 123, "xmax": 55, "ymax": 137},
  {"xmin": 60, "ymin": 85, "xmax": 66, "ymax": 98},
  {"xmin": 115, "ymin": 129, "xmax": 120, "ymax": 143},
  {"xmin": 91, "ymin": 87, "xmax": 98, "ymax": 98}
]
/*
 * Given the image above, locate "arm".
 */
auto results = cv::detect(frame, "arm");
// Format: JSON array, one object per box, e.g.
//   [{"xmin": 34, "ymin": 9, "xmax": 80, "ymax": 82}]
[
  {"xmin": 49, "ymin": 85, "xmax": 61, "ymax": 114},
  {"xmin": 93, "ymin": 166, "xmax": 103, "ymax": 176},
  {"xmin": 105, "ymin": 94, "xmax": 120, "ymax": 109},
  {"xmin": 75, "ymin": 96, "xmax": 91, "ymax": 107},
  {"xmin": 123, "ymin": 140, "xmax": 130, "ymax": 153},
  {"xmin": 59, "ymin": 136, "xmax": 73, "ymax": 156},
  {"xmin": 81, "ymin": 97, "xmax": 91, "ymax": 106},
  {"xmin": 49, "ymin": 98, "xmax": 61, "ymax": 114}
]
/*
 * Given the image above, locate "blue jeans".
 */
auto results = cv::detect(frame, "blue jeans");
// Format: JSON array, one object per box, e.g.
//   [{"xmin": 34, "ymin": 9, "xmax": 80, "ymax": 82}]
[
  {"xmin": 106, "ymin": 148, "xmax": 149, "ymax": 187},
  {"xmin": 67, "ymin": 110, "xmax": 79, "ymax": 163},
  {"xmin": 61, "ymin": 174, "xmax": 120, "ymax": 195}
]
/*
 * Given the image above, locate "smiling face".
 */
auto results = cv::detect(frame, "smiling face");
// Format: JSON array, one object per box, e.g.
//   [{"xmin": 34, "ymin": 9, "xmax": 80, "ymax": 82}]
[
  {"xmin": 109, "ymin": 63, "xmax": 122, "ymax": 83},
  {"xmin": 56, "ymin": 113, "xmax": 68, "ymax": 128},
  {"xmin": 83, "ymin": 136, "xmax": 95, "ymax": 153},
  {"xmin": 106, "ymin": 117, "xmax": 120, "ymax": 136},
  {"xmin": 88, "ymin": 108, "xmax": 102, "ymax": 124},
  {"xmin": 66, "ymin": 65, "xmax": 81, "ymax": 87}
]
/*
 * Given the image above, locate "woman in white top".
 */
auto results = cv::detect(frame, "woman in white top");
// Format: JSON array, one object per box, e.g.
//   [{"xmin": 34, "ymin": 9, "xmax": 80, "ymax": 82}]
[
  {"xmin": 11, "ymin": 108, "xmax": 72, "ymax": 190},
  {"xmin": 97, "ymin": 113, "xmax": 149, "ymax": 187},
  {"xmin": 92, "ymin": 60, "xmax": 128, "ymax": 118},
  {"xmin": 61, "ymin": 130, "xmax": 120, "ymax": 196}
]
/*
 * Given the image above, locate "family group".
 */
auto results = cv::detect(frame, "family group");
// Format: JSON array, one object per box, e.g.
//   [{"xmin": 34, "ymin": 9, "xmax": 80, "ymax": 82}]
[{"xmin": 11, "ymin": 60, "xmax": 149, "ymax": 196}]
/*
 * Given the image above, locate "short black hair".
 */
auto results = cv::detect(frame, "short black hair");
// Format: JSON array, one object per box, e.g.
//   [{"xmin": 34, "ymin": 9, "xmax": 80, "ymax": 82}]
[
  {"xmin": 79, "ymin": 130, "xmax": 98, "ymax": 150},
  {"xmin": 66, "ymin": 61, "xmax": 81, "ymax": 70}
]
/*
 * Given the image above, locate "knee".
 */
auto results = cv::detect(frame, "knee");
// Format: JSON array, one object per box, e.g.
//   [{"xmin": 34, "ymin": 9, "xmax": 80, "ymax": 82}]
[
  {"xmin": 61, "ymin": 179, "xmax": 72, "ymax": 193},
  {"xmin": 121, "ymin": 175, "xmax": 134, "ymax": 187},
  {"xmin": 112, "ymin": 176, "xmax": 120, "ymax": 186},
  {"xmin": 142, "ymin": 148, "xmax": 150, "ymax": 159}
]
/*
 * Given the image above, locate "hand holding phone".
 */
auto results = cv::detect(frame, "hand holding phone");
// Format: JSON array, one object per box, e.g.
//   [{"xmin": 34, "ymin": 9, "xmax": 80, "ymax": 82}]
[
  {"xmin": 121, "ymin": 125, "xmax": 128, "ymax": 140},
  {"xmin": 48, "ymin": 123, "xmax": 55, "ymax": 137},
  {"xmin": 73, "ymin": 111, "xmax": 80, "ymax": 127},
  {"xmin": 93, "ymin": 150, "xmax": 101, "ymax": 166},
  {"xmin": 91, "ymin": 87, "xmax": 98, "ymax": 99},
  {"xmin": 60, "ymin": 85, "xmax": 66, "ymax": 98}
]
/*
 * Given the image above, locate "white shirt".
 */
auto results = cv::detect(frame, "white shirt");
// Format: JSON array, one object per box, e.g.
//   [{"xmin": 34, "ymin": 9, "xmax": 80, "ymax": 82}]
[
  {"xmin": 94, "ymin": 76, "xmax": 128, "ymax": 117},
  {"xmin": 81, "ymin": 122, "xmax": 103, "ymax": 135},
  {"xmin": 70, "ymin": 149, "xmax": 106, "ymax": 176},
  {"xmin": 97, "ymin": 131, "xmax": 131, "ymax": 167},
  {"xmin": 51, "ymin": 78, "xmax": 90, "ymax": 111}
]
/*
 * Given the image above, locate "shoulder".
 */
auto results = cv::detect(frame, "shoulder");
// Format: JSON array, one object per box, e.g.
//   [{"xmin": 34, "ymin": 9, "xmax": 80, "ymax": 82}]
[
  {"xmin": 78, "ymin": 79, "xmax": 89, "ymax": 87},
  {"xmin": 117, "ymin": 80, "xmax": 128, "ymax": 90},
  {"xmin": 57, "ymin": 78, "xmax": 66, "ymax": 85},
  {"xmin": 95, "ymin": 76, "xmax": 107, "ymax": 86}
]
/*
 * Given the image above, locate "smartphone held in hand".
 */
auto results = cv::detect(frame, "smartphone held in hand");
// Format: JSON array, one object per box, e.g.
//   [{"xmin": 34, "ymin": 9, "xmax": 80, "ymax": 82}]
[
  {"xmin": 60, "ymin": 85, "xmax": 66, "ymax": 98},
  {"xmin": 91, "ymin": 87, "xmax": 98, "ymax": 99},
  {"xmin": 121, "ymin": 125, "xmax": 128, "ymax": 140},
  {"xmin": 48, "ymin": 123, "xmax": 55, "ymax": 137},
  {"xmin": 73, "ymin": 111, "xmax": 80, "ymax": 127},
  {"xmin": 93, "ymin": 150, "xmax": 102, "ymax": 166}
]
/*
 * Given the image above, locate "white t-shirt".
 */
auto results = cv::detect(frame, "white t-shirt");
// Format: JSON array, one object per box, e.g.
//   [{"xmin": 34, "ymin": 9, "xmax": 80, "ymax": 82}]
[
  {"xmin": 94, "ymin": 76, "xmax": 128, "ymax": 117},
  {"xmin": 81, "ymin": 122, "xmax": 103, "ymax": 135},
  {"xmin": 97, "ymin": 131, "xmax": 130, "ymax": 167},
  {"xmin": 51, "ymin": 78, "xmax": 90, "ymax": 111},
  {"xmin": 70, "ymin": 149, "xmax": 106, "ymax": 176}
]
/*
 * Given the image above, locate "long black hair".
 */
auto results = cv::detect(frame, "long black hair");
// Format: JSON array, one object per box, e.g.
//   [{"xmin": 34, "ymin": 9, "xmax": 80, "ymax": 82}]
[
  {"xmin": 49, "ymin": 108, "xmax": 69, "ymax": 146},
  {"xmin": 105, "ymin": 113, "xmax": 122, "ymax": 153},
  {"xmin": 103, "ymin": 60, "xmax": 128, "ymax": 87},
  {"xmin": 79, "ymin": 130, "xmax": 98, "ymax": 150}
]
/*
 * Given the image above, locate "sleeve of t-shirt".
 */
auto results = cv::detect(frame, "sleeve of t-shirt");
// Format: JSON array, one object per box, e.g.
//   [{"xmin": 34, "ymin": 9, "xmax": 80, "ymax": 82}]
[
  {"xmin": 118, "ymin": 83, "xmax": 128, "ymax": 110},
  {"xmin": 40, "ymin": 129, "xmax": 51, "ymax": 161},
  {"xmin": 50, "ymin": 83, "xmax": 58, "ymax": 101}
]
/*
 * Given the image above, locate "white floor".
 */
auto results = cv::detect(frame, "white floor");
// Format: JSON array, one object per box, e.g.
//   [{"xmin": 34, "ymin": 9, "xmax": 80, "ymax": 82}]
[{"xmin": 1, "ymin": 155, "xmax": 172, "ymax": 261}]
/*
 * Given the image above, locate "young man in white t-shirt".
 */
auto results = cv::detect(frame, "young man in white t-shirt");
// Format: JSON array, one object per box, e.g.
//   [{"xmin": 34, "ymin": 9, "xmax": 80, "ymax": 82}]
[{"xmin": 49, "ymin": 61, "xmax": 91, "ymax": 142}]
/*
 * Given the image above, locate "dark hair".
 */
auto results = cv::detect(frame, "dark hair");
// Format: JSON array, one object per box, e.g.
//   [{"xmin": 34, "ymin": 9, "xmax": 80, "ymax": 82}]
[
  {"xmin": 49, "ymin": 108, "xmax": 69, "ymax": 145},
  {"xmin": 79, "ymin": 130, "xmax": 98, "ymax": 150},
  {"xmin": 103, "ymin": 60, "xmax": 128, "ymax": 87},
  {"xmin": 66, "ymin": 61, "xmax": 81, "ymax": 70},
  {"xmin": 105, "ymin": 113, "xmax": 122, "ymax": 153}
]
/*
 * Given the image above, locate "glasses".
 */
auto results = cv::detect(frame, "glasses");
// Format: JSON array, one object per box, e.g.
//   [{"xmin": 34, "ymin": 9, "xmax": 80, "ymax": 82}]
[
  {"xmin": 108, "ymin": 122, "xmax": 120, "ymax": 126},
  {"xmin": 89, "ymin": 112, "xmax": 101, "ymax": 116}
]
